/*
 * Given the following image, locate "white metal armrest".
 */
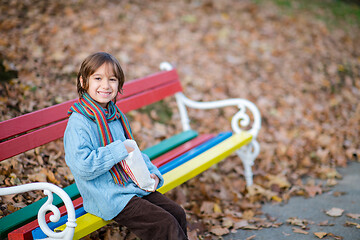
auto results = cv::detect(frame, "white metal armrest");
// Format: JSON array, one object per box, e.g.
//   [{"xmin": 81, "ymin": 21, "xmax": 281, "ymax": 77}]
[
  {"xmin": 160, "ymin": 62, "xmax": 261, "ymax": 186},
  {"xmin": 0, "ymin": 182, "xmax": 76, "ymax": 240},
  {"xmin": 174, "ymin": 92, "xmax": 261, "ymax": 137},
  {"xmin": 160, "ymin": 62, "xmax": 261, "ymax": 138}
]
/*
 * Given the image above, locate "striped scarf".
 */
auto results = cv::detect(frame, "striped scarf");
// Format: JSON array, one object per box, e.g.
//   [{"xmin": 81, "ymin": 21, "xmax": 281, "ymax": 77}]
[{"xmin": 68, "ymin": 93, "xmax": 133, "ymax": 186}]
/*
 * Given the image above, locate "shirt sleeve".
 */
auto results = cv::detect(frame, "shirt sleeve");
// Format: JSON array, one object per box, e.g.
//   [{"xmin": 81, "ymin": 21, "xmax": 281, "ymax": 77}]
[{"xmin": 64, "ymin": 116, "xmax": 129, "ymax": 181}]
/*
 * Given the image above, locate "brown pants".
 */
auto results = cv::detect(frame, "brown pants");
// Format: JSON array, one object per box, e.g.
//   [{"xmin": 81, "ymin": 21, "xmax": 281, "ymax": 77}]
[{"xmin": 113, "ymin": 191, "xmax": 188, "ymax": 240}]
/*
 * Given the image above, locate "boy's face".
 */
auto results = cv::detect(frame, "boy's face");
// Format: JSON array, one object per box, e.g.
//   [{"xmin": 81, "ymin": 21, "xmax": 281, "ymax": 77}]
[{"xmin": 83, "ymin": 63, "xmax": 119, "ymax": 108}]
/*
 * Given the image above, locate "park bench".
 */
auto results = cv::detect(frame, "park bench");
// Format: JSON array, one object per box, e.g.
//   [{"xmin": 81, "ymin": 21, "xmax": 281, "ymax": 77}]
[{"xmin": 0, "ymin": 62, "xmax": 261, "ymax": 240}]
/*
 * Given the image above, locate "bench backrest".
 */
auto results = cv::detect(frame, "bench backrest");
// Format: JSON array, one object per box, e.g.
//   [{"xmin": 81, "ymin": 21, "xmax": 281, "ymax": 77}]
[{"xmin": 0, "ymin": 69, "xmax": 182, "ymax": 162}]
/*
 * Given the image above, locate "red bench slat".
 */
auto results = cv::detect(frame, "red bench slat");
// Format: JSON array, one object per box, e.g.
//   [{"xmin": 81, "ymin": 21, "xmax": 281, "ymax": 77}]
[
  {"xmin": 0, "ymin": 71, "xmax": 182, "ymax": 162},
  {"xmin": 152, "ymin": 134, "xmax": 214, "ymax": 167},
  {"xmin": 0, "ymin": 121, "xmax": 68, "ymax": 162},
  {"xmin": 0, "ymin": 100, "xmax": 75, "ymax": 142},
  {"xmin": 117, "ymin": 80, "xmax": 182, "ymax": 113}
]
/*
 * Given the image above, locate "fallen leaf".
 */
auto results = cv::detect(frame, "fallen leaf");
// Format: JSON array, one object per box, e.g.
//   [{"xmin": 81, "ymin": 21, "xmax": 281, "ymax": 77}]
[
  {"xmin": 200, "ymin": 201, "xmax": 214, "ymax": 215},
  {"xmin": 314, "ymin": 232, "xmax": 327, "ymax": 238},
  {"xmin": 286, "ymin": 217, "xmax": 308, "ymax": 228},
  {"xmin": 213, "ymin": 203, "xmax": 222, "ymax": 214},
  {"xmin": 304, "ymin": 185, "xmax": 322, "ymax": 197},
  {"xmin": 243, "ymin": 210, "xmax": 255, "ymax": 220},
  {"xmin": 221, "ymin": 217, "xmax": 233, "ymax": 229},
  {"xmin": 241, "ymin": 224, "xmax": 259, "ymax": 230},
  {"xmin": 233, "ymin": 220, "xmax": 248, "ymax": 229},
  {"xmin": 292, "ymin": 227, "xmax": 309, "ymax": 235},
  {"xmin": 327, "ymin": 232, "xmax": 344, "ymax": 239},
  {"xmin": 345, "ymin": 221, "xmax": 360, "ymax": 228},
  {"xmin": 188, "ymin": 230, "xmax": 198, "ymax": 240},
  {"xmin": 326, "ymin": 208, "xmax": 344, "ymax": 217},
  {"xmin": 210, "ymin": 226, "xmax": 229, "ymax": 236},
  {"xmin": 346, "ymin": 213, "xmax": 360, "ymax": 219},
  {"xmin": 333, "ymin": 191, "xmax": 346, "ymax": 197},
  {"xmin": 271, "ymin": 195, "xmax": 283, "ymax": 202},
  {"xmin": 266, "ymin": 174, "xmax": 291, "ymax": 189},
  {"xmin": 28, "ymin": 173, "xmax": 47, "ymax": 182},
  {"xmin": 326, "ymin": 178, "xmax": 338, "ymax": 187},
  {"xmin": 318, "ymin": 220, "xmax": 334, "ymax": 226}
]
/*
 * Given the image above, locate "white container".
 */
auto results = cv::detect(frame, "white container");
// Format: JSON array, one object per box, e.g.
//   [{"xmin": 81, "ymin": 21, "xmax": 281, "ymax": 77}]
[{"xmin": 121, "ymin": 139, "xmax": 156, "ymax": 191}]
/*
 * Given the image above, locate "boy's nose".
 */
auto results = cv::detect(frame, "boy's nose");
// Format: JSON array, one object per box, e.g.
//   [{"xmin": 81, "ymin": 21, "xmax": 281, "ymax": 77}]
[{"xmin": 101, "ymin": 79, "xmax": 110, "ymax": 89}]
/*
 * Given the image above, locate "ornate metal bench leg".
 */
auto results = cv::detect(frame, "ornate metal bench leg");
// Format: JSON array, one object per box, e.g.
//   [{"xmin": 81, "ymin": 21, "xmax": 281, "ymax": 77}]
[
  {"xmin": 0, "ymin": 182, "xmax": 76, "ymax": 240},
  {"xmin": 236, "ymin": 140, "xmax": 260, "ymax": 186}
]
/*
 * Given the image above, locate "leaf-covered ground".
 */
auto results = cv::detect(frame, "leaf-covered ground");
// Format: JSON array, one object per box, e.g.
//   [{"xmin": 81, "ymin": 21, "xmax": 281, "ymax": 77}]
[{"xmin": 0, "ymin": 0, "xmax": 359, "ymax": 239}]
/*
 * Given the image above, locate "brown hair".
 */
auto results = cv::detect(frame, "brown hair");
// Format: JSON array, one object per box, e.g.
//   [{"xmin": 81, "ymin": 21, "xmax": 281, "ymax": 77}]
[{"xmin": 77, "ymin": 52, "xmax": 125, "ymax": 98}]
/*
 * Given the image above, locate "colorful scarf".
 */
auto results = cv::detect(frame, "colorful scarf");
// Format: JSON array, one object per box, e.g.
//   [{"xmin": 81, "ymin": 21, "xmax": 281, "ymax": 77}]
[{"xmin": 68, "ymin": 93, "xmax": 134, "ymax": 186}]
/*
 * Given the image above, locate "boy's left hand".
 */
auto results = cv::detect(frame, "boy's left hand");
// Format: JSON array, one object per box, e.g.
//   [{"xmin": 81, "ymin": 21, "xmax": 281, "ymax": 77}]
[{"xmin": 150, "ymin": 173, "xmax": 159, "ymax": 192}]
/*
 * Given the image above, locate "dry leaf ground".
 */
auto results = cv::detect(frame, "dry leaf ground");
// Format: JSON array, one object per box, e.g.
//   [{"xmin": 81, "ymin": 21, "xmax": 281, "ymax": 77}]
[
  {"xmin": 223, "ymin": 161, "xmax": 360, "ymax": 240},
  {"xmin": 0, "ymin": 0, "xmax": 359, "ymax": 239}
]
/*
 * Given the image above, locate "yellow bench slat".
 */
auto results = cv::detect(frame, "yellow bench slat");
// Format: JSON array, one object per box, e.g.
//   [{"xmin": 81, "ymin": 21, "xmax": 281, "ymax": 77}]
[{"xmin": 55, "ymin": 132, "xmax": 252, "ymax": 239}]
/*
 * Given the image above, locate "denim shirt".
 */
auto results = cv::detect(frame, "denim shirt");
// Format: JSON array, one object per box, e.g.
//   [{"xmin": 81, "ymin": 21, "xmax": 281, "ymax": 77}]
[{"xmin": 63, "ymin": 112, "xmax": 164, "ymax": 220}]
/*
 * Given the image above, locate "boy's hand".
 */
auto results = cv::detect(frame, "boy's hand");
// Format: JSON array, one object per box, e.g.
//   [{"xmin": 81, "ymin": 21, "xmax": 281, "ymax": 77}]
[
  {"xmin": 125, "ymin": 145, "xmax": 134, "ymax": 153},
  {"xmin": 150, "ymin": 173, "xmax": 160, "ymax": 191}
]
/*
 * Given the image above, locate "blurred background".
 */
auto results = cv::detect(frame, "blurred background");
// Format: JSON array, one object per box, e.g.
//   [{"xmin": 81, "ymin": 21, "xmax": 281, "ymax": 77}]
[{"xmin": 0, "ymin": 0, "xmax": 359, "ymax": 239}]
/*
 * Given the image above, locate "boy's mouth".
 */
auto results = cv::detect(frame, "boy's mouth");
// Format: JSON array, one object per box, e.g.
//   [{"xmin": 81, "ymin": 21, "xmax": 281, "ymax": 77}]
[{"xmin": 97, "ymin": 91, "xmax": 112, "ymax": 96}]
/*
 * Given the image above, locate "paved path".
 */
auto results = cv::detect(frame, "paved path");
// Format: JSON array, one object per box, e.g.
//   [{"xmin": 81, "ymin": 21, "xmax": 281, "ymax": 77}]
[{"xmin": 223, "ymin": 161, "xmax": 360, "ymax": 240}]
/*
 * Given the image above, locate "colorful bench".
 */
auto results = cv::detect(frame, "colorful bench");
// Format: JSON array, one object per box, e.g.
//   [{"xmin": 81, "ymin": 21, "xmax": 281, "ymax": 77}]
[{"xmin": 0, "ymin": 62, "xmax": 261, "ymax": 239}]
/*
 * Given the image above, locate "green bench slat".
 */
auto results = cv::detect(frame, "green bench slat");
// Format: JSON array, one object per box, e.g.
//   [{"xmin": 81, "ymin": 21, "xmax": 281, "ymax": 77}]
[
  {"xmin": 143, "ymin": 130, "xmax": 198, "ymax": 159},
  {"xmin": 0, "ymin": 130, "xmax": 198, "ymax": 238}
]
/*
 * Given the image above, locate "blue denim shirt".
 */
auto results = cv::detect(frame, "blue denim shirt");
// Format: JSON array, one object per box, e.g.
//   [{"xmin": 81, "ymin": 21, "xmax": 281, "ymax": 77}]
[{"xmin": 64, "ymin": 112, "xmax": 164, "ymax": 220}]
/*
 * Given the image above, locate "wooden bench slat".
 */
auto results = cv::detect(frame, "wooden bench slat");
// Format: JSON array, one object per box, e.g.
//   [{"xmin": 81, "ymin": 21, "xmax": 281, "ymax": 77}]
[
  {"xmin": 118, "ymin": 69, "xmax": 179, "ymax": 102},
  {"xmin": 0, "ymin": 80, "xmax": 182, "ymax": 162},
  {"xmin": 151, "ymin": 134, "xmax": 214, "ymax": 167},
  {"xmin": 0, "ymin": 120, "xmax": 68, "ymax": 162},
  {"xmin": 158, "ymin": 132, "xmax": 232, "ymax": 174},
  {"xmin": 58, "ymin": 213, "xmax": 112, "ymax": 240},
  {"xmin": 158, "ymin": 132, "xmax": 253, "ymax": 193},
  {"xmin": 143, "ymin": 130, "xmax": 198, "ymax": 159},
  {"xmin": 0, "ymin": 100, "xmax": 75, "ymax": 141},
  {"xmin": 0, "ymin": 69, "xmax": 179, "ymax": 141},
  {"xmin": 2, "ymin": 130, "xmax": 197, "ymax": 238},
  {"xmin": 54, "ymin": 132, "xmax": 253, "ymax": 239},
  {"xmin": 116, "ymin": 80, "xmax": 182, "ymax": 113}
]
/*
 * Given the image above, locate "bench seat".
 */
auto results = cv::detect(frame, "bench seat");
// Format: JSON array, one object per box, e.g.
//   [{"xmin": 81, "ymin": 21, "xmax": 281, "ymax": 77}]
[
  {"xmin": 30, "ymin": 132, "xmax": 215, "ymax": 239},
  {"xmin": 54, "ymin": 132, "xmax": 252, "ymax": 240},
  {"xmin": 5, "ymin": 130, "xmax": 199, "ymax": 240}
]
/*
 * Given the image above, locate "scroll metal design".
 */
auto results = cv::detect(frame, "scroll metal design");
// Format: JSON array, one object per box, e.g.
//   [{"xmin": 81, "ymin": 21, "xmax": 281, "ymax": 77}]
[{"xmin": 0, "ymin": 182, "xmax": 76, "ymax": 240}]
